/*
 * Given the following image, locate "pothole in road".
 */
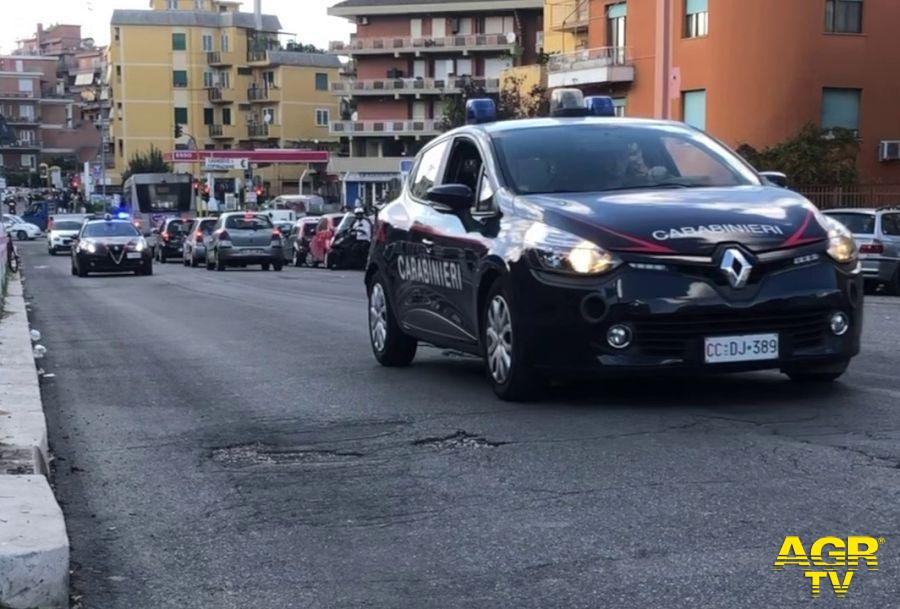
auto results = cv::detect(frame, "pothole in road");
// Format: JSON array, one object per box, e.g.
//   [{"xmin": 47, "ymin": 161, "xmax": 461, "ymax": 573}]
[
  {"xmin": 412, "ymin": 430, "xmax": 508, "ymax": 450},
  {"xmin": 210, "ymin": 442, "xmax": 364, "ymax": 468}
]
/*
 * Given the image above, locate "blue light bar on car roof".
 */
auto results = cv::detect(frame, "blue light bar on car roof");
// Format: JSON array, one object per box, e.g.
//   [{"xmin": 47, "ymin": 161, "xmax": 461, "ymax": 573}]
[
  {"xmin": 584, "ymin": 96, "xmax": 616, "ymax": 117},
  {"xmin": 466, "ymin": 98, "xmax": 497, "ymax": 125}
]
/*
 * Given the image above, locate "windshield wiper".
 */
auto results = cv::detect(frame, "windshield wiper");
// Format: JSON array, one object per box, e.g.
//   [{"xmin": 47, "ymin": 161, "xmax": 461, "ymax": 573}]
[{"xmin": 603, "ymin": 182, "xmax": 695, "ymax": 192}]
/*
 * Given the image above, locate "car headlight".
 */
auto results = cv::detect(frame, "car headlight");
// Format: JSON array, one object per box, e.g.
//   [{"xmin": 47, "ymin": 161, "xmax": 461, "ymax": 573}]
[
  {"xmin": 80, "ymin": 240, "xmax": 97, "ymax": 254},
  {"xmin": 134, "ymin": 238, "xmax": 146, "ymax": 252},
  {"xmin": 524, "ymin": 222, "xmax": 618, "ymax": 275},
  {"xmin": 820, "ymin": 214, "xmax": 857, "ymax": 264}
]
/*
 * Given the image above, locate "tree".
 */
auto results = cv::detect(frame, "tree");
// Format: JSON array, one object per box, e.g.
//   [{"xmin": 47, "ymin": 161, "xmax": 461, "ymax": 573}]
[
  {"xmin": 437, "ymin": 77, "xmax": 490, "ymax": 131},
  {"xmin": 736, "ymin": 124, "xmax": 860, "ymax": 187},
  {"xmin": 284, "ymin": 40, "xmax": 325, "ymax": 54},
  {"xmin": 122, "ymin": 145, "xmax": 171, "ymax": 182},
  {"xmin": 498, "ymin": 75, "xmax": 548, "ymax": 120}
]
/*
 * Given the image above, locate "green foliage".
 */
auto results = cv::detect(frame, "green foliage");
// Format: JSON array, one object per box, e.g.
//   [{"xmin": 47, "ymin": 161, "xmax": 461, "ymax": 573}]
[
  {"xmin": 437, "ymin": 77, "xmax": 490, "ymax": 131},
  {"xmin": 285, "ymin": 40, "xmax": 325, "ymax": 54},
  {"xmin": 498, "ymin": 75, "xmax": 548, "ymax": 120},
  {"xmin": 122, "ymin": 145, "xmax": 171, "ymax": 182},
  {"xmin": 736, "ymin": 124, "xmax": 860, "ymax": 187}
]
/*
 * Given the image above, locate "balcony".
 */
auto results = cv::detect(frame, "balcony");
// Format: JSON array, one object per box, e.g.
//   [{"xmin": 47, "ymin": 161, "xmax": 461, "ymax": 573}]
[
  {"xmin": 329, "ymin": 33, "xmax": 517, "ymax": 56},
  {"xmin": 207, "ymin": 87, "xmax": 236, "ymax": 104},
  {"xmin": 331, "ymin": 77, "xmax": 500, "ymax": 98},
  {"xmin": 5, "ymin": 115, "xmax": 41, "ymax": 126},
  {"xmin": 208, "ymin": 124, "xmax": 238, "ymax": 139},
  {"xmin": 0, "ymin": 91, "xmax": 36, "ymax": 101},
  {"xmin": 207, "ymin": 51, "xmax": 234, "ymax": 67},
  {"xmin": 550, "ymin": 0, "xmax": 590, "ymax": 32},
  {"xmin": 0, "ymin": 140, "xmax": 41, "ymax": 151},
  {"xmin": 330, "ymin": 119, "xmax": 440, "ymax": 138},
  {"xmin": 247, "ymin": 123, "xmax": 281, "ymax": 139},
  {"xmin": 547, "ymin": 47, "xmax": 635, "ymax": 88},
  {"xmin": 247, "ymin": 50, "xmax": 270, "ymax": 65},
  {"xmin": 247, "ymin": 87, "xmax": 281, "ymax": 103}
]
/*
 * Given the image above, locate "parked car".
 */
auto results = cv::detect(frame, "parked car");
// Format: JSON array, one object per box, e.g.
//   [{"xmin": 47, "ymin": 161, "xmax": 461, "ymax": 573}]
[
  {"xmin": 206, "ymin": 212, "xmax": 284, "ymax": 272},
  {"xmin": 47, "ymin": 218, "xmax": 86, "ymax": 255},
  {"xmin": 824, "ymin": 207, "xmax": 900, "ymax": 294},
  {"xmin": 305, "ymin": 213, "xmax": 345, "ymax": 267},
  {"xmin": 2, "ymin": 214, "xmax": 42, "ymax": 241},
  {"xmin": 288, "ymin": 217, "xmax": 320, "ymax": 266},
  {"xmin": 182, "ymin": 217, "xmax": 218, "ymax": 267},
  {"xmin": 154, "ymin": 218, "xmax": 191, "ymax": 263}
]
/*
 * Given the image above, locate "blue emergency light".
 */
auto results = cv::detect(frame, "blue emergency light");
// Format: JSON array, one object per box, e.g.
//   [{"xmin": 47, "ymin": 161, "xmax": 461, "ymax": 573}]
[
  {"xmin": 584, "ymin": 96, "xmax": 616, "ymax": 117},
  {"xmin": 116, "ymin": 211, "xmax": 130, "ymax": 220},
  {"xmin": 466, "ymin": 98, "xmax": 497, "ymax": 125}
]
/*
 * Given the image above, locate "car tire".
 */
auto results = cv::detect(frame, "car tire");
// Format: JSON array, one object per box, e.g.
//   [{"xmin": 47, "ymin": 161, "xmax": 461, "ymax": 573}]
[
  {"xmin": 784, "ymin": 361, "xmax": 849, "ymax": 383},
  {"xmin": 216, "ymin": 252, "xmax": 226, "ymax": 272},
  {"xmin": 293, "ymin": 249, "xmax": 302, "ymax": 267},
  {"xmin": 206, "ymin": 255, "xmax": 214, "ymax": 271},
  {"xmin": 261, "ymin": 263, "xmax": 271, "ymax": 271},
  {"xmin": 143, "ymin": 262, "xmax": 154, "ymax": 276},
  {"xmin": 48, "ymin": 247, "xmax": 56, "ymax": 256},
  {"xmin": 305, "ymin": 252, "xmax": 318, "ymax": 268},
  {"xmin": 70, "ymin": 262, "xmax": 77, "ymax": 276},
  {"xmin": 368, "ymin": 272, "xmax": 417, "ymax": 367},
  {"xmin": 273, "ymin": 261, "xmax": 283, "ymax": 272},
  {"xmin": 159, "ymin": 250, "xmax": 167, "ymax": 264},
  {"xmin": 886, "ymin": 267, "xmax": 900, "ymax": 296},
  {"xmin": 77, "ymin": 262, "xmax": 88, "ymax": 278},
  {"xmin": 191, "ymin": 254, "xmax": 199, "ymax": 268},
  {"xmin": 16, "ymin": 230, "xmax": 27, "ymax": 241},
  {"xmin": 482, "ymin": 278, "xmax": 542, "ymax": 401}
]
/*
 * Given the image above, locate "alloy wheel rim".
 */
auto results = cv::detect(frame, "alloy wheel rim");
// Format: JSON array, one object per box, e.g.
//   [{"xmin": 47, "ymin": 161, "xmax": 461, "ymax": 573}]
[
  {"xmin": 369, "ymin": 283, "xmax": 388, "ymax": 353},
  {"xmin": 486, "ymin": 295, "xmax": 513, "ymax": 384}
]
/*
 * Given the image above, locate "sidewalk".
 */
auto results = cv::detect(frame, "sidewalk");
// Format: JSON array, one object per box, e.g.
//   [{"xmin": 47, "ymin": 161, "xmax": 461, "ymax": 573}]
[{"xmin": 0, "ymin": 273, "xmax": 69, "ymax": 609}]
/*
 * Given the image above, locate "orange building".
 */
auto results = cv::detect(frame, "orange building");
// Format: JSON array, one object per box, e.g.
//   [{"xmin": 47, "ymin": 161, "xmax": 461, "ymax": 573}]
[{"xmin": 544, "ymin": 0, "xmax": 900, "ymax": 183}]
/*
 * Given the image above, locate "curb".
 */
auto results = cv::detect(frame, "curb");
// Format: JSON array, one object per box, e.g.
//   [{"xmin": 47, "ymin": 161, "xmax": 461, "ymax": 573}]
[{"xmin": 0, "ymin": 274, "xmax": 70, "ymax": 609}]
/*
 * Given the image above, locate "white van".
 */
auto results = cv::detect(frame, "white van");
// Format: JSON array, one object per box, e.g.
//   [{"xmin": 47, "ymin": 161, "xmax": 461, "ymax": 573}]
[{"xmin": 269, "ymin": 194, "xmax": 327, "ymax": 216}]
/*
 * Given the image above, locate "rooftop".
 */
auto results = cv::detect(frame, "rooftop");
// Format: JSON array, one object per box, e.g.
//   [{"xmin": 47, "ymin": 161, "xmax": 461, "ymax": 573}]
[
  {"xmin": 267, "ymin": 51, "xmax": 341, "ymax": 69},
  {"xmin": 111, "ymin": 9, "xmax": 282, "ymax": 32},
  {"xmin": 329, "ymin": 0, "xmax": 542, "ymax": 16}
]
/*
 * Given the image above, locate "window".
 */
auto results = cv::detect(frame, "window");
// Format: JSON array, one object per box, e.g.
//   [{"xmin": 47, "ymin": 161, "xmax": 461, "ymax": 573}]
[
  {"xmin": 218, "ymin": 71, "xmax": 230, "ymax": 88},
  {"xmin": 167, "ymin": 0, "xmax": 178, "ymax": 8},
  {"xmin": 410, "ymin": 140, "xmax": 449, "ymax": 200},
  {"xmin": 203, "ymin": 108, "xmax": 214, "ymax": 125},
  {"xmin": 262, "ymin": 107, "xmax": 276, "ymax": 124},
  {"xmin": 172, "ymin": 33, "xmax": 186, "ymax": 51},
  {"xmin": 18, "ymin": 79, "xmax": 33, "ymax": 94},
  {"xmin": 174, "ymin": 107, "xmax": 188, "ymax": 125},
  {"xmin": 607, "ymin": 3, "xmax": 627, "ymax": 49},
  {"xmin": 220, "ymin": 34, "xmax": 230, "ymax": 53},
  {"xmin": 444, "ymin": 138, "xmax": 483, "ymax": 193},
  {"xmin": 203, "ymin": 71, "xmax": 214, "ymax": 88},
  {"xmin": 315, "ymin": 108, "xmax": 330, "ymax": 127},
  {"xmin": 821, "ymin": 88, "xmax": 861, "ymax": 132},
  {"xmin": 315, "ymin": 73, "xmax": 328, "ymax": 91},
  {"xmin": 263, "ymin": 71, "xmax": 275, "ymax": 86},
  {"xmin": 173, "ymin": 70, "xmax": 188, "ymax": 87},
  {"xmin": 222, "ymin": 107, "xmax": 231, "ymax": 125},
  {"xmin": 684, "ymin": 0, "xmax": 709, "ymax": 37},
  {"xmin": 826, "ymin": 0, "xmax": 863, "ymax": 33},
  {"xmin": 202, "ymin": 34, "xmax": 214, "ymax": 52},
  {"xmin": 195, "ymin": 0, "xmax": 206, "ymax": 8},
  {"xmin": 114, "ymin": 27, "xmax": 120, "ymax": 42},
  {"xmin": 881, "ymin": 214, "xmax": 900, "ymax": 236},
  {"xmin": 476, "ymin": 173, "xmax": 495, "ymax": 213},
  {"xmin": 116, "ymin": 65, "xmax": 122, "ymax": 81},
  {"xmin": 826, "ymin": 212, "xmax": 874, "ymax": 234},
  {"xmin": 682, "ymin": 90, "xmax": 707, "ymax": 130},
  {"xmin": 22, "ymin": 155, "xmax": 35, "ymax": 169}
]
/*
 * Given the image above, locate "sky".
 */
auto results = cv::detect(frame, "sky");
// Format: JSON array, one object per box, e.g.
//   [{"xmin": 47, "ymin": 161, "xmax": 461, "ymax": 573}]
[{"xmin": 0, "ymin": 0, "xmax": 354, "ymax": 54}]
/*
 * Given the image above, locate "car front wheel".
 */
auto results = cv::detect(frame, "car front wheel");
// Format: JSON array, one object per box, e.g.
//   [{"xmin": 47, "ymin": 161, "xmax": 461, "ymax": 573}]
[
  {"xmin": 16, "ymin": 230, "xmax": 27, "ymax": 241},
  {"xmin": 368, "ymin": 274, "xmax": 417, "ymax": 366},
  {"xmin": 482, "ymin": 279, "xmax": 541, "ymax": 401}
]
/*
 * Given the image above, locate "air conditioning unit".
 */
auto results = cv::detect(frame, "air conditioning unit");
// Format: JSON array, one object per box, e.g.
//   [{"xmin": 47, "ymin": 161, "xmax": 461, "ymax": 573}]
[
  {"xmin": 357, "ymin": 16, "xmax": 369, "ymax": 25},
  {"xmin": 879, "ymin": 140, "xmax": 900, "ymax": 162}
]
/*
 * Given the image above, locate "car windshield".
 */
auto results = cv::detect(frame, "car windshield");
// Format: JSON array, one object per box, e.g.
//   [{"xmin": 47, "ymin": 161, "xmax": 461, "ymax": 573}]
[
  {"xmin": 167, "ymin": 221, "xmax": 189, "ymax": 234},
  {"xmin": 199, "ymin": 220, "xmax": 217, "ymax": 234},
  {"xmin": 491, "ymin": 123, "xmax": 760, "ymax": 195},
  {"xmin": 225, "ymin": 215, "xmax": 273, "ymax": 230},
  {"xmin": 826, "ymin": 213, "xmax": 876, "ymax": 235},
  {"xmin": 335, "ymin": 214, "xmax": 355, "ymax": 235},
  {"xmin": 82, "ymin": 222, "xmax": 140, "ymax": 238},
  {"xmin": 53, "ymin": 221, "xmax": 83, "ymax": 231}
]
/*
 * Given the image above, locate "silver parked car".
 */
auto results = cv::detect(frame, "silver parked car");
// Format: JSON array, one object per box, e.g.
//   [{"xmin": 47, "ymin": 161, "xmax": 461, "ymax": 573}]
[
  {"xmin": 182, "ymin": 217, "xmax": 217, "ymax": 267},
  {"xmin": 206, "ymin": 212, "xmax": 284, "ymax": 272},
  {"xmin": 824, "ymin": 207, "xmax": 900, "ymax": 294}
]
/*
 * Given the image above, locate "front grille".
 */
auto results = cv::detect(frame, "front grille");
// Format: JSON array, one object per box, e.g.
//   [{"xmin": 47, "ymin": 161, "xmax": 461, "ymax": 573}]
[{"xmin": 631, "ymin": 309, "xmax": 831, "ymax": 359}]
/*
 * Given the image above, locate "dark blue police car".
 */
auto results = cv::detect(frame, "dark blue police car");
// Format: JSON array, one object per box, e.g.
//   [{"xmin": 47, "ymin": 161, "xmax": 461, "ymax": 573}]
[{"xmin": 365, "ymin": 91, "xmax": 862, "ymax": 400}]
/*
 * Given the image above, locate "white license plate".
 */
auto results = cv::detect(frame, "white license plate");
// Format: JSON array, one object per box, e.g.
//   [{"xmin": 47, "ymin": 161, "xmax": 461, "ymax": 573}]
[
  {"xmin": 241, "ymin": 249, "xmax": 265, "ymax": 255},
  {"xmin": 126, "ymin": 252, "xmax": 142, "ymax": 259},
  {"xmin": 704, "ymin": 333, "xmax": 779, "ymax": 364}
]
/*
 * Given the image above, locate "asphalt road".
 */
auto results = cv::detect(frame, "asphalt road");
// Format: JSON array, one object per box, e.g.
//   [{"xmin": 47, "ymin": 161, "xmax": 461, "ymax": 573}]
[{"xmin": 17, "ymin": 240, "xmax": 900, "ymax": 608}]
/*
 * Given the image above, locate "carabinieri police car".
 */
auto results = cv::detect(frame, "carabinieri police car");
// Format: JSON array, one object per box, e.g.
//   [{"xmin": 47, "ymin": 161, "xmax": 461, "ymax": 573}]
[{"xmin": 365, "ymin": 91, "xmax": 862, "ymax": 400}]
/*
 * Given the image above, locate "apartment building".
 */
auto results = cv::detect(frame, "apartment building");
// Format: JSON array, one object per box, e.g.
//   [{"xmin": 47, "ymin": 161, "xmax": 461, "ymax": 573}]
[
  {"xmin": 327, "ymin": 0, "xmax": 543, "ymax": 206},
  {"xmin": 0, "ymin": 54, "xmax": 87, "ymax": 183},
  {"xmin": 108, "ymin": 0, "xmax": 341, "ymax": 195},
  {"xmin": 543, "ymin": 0, "xmax": 900, "ymax": 182}
]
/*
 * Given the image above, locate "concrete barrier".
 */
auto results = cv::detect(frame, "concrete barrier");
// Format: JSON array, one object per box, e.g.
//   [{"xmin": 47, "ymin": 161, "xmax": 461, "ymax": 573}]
[{"xmin": 0, "ymin": 275, "xmax": 69, "ymax": 609}]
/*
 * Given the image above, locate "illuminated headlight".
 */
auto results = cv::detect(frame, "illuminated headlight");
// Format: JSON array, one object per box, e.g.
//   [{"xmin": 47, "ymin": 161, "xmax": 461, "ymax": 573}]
[
  {"xmin": 134, "ymin": 238, "xmax": 147, "ymax": 252},
  {"xmin": 820, "ymin": 214, "xmax": 857, "ymax": 264},
  {"xmin": 524, "ymin": 222, "xmax": 618, "ymax": 275},
  {"xmin": 79, "ymin": 240, "xmax": 97, "ymax": 254}
]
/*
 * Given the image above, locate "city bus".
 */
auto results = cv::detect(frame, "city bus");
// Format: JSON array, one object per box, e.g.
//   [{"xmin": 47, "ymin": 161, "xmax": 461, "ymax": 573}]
[{"xmin": 121, "ymin": 173, "xmax": 195, "ymax": 247}]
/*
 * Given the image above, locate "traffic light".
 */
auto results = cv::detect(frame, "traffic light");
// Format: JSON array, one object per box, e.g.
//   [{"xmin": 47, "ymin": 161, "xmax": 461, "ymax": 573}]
[
  {"xmin": 175, "ymin": 124, "xmax": 184, "ymax": 138},
  {"xmin": 70, "ymin": 176, "xmax": 81, "ymax": 192}
]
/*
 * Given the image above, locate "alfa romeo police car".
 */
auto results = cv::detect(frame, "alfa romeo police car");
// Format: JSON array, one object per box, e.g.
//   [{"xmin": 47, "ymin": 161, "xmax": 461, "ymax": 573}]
[{"xmin": 365, "ymin": 92, "xmax": 862, "ymax": 400}]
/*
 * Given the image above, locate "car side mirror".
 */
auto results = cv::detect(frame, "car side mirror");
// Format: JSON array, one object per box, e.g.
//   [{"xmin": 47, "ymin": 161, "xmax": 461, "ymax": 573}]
[
  {"xmin": 759, "ymin": 171, "xmax": 788, "ymax": 188},
  {"xmin": 427, "ymin": 184, "xmax": 474, "ymax": 213}
]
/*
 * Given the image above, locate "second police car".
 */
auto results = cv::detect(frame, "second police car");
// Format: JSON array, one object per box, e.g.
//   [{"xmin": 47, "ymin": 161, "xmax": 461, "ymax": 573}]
[{"xmin": 365, "ymin": 91, "xmax": 863, "ymax": 400}]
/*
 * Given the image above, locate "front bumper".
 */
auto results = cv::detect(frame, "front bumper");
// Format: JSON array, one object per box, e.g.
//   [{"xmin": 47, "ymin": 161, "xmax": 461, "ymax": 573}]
[
  {"xmin": 512, "ymin": 252, "xmax": 863, "ymax": 374},
  {"xmin": 75, "ymin": 250, "xmax": 151, "ymax": 272}
]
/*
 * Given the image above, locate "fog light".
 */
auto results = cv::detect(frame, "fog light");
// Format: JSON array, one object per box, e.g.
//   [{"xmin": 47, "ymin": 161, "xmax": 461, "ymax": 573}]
[
  {"xmin": 830, "ymin": 312, "xmax": 849, "ymax": 336},
  {"xmin": 607, "ymin": 324, "xmax": 633, "ymax": 349}
]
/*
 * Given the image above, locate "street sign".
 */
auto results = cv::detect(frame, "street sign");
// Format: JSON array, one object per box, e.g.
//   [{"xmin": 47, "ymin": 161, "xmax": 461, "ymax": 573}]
[
  {"xmin": 202, "ymin": 158, "xmax": 249, "ymax": 171},
  {"xmin": 245, "ymin": 191, "xmax": 258, "ymax": 204}
]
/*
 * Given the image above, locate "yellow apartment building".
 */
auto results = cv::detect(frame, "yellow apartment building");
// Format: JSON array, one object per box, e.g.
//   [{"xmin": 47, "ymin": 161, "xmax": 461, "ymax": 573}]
[{"xmin": 108, "ymin": 0, "xmax": 340, "ymax": 196}]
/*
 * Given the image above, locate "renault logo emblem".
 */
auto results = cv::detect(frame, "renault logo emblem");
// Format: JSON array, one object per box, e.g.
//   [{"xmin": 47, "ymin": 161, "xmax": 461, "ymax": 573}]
[{"xmin": 720, "ymin": 248, "xmax": 752, "ymax": 288}]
